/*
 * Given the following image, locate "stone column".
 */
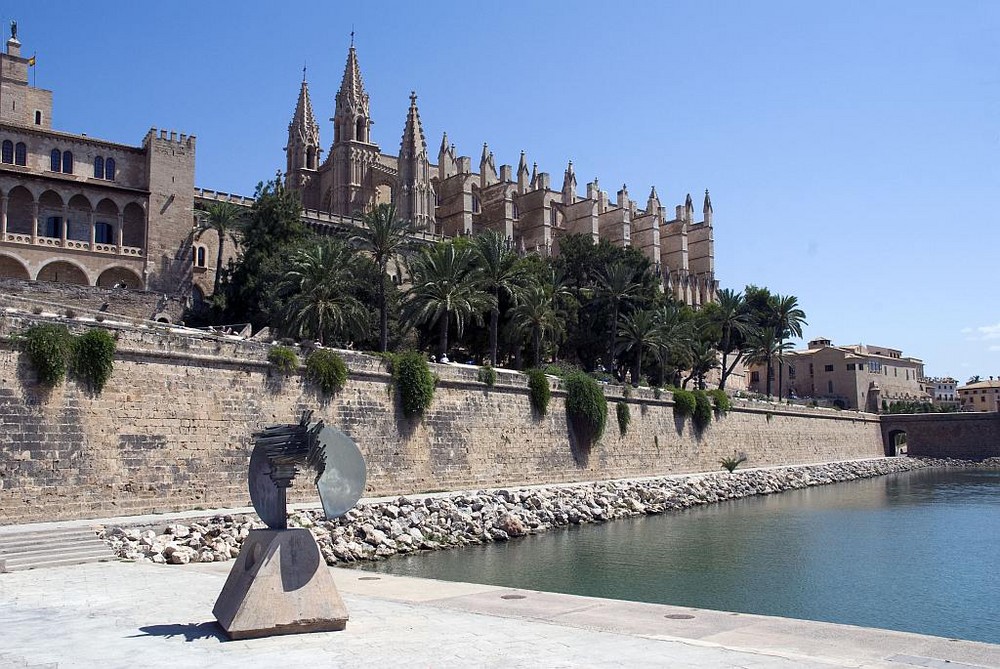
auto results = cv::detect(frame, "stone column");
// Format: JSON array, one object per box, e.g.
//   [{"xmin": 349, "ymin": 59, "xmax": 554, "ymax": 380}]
[
  {"xmin": 116, "ymin": 213, "xmax": 124, "ymax": 253},
  {"xmin": 1, "ymin": 195, "xmax": 7, "ymax": 240},
  {"xmin": 30, "ymin": 202, "xmax": 38, "ymax": 244},
  {"xmin": 89, "ymin": 211, "xmax": 96, "ymax": 248},
  {"xmin": 60, "ymin": 205, "xmax": 68, "ymax": 246}
]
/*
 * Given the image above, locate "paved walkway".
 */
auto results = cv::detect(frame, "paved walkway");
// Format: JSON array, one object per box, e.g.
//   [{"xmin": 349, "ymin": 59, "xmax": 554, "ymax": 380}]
[{"xmin": 1, "ymin": 559, "xmax": 997, "ymax": 668}]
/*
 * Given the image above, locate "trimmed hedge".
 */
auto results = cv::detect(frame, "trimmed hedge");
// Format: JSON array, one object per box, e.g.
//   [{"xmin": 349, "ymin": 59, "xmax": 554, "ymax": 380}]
[
  {"xmin": 616, "ymin": 401, "xmax": 630, "ymax": 436},
  {"xmin": 392, "ymin": 351, "xmax": 435, "ymax": 416},
  {"xmin": 305, "ymin": 349, "xmax": 348, "ymax": 395},
  {"xmin": 565, "ymin": 371, "xmax": 607, "ymax": 444},
  {"xmin": 267, "ymin": 345, "xmax": 299, "ymax": 375},
  {"xmin": 526, "ymin": 368, "xmax": 550, "ymax": 416}
]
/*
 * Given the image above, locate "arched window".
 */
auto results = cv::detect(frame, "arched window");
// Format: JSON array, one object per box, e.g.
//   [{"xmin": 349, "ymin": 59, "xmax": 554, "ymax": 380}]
[
  {"xmin": 105, "ymin": 158, "xmax": 115, "ymax": 181},
  {"xmin": 356, "ymin": 118, "xmax": 365, "ymax": 142},
  {"xmin": 512, "ymin": 200, "xmax": 520, "ymax": 219},
  {"xmin": 94, "ymin": 156, "xmax": 104, "ymax": 179},
  {"xmin": 35, "ymin": 110, "xmax": 42, "ymax": 125},
  {"xmin": 14, "ymin": 142, "xmax": 25, "ymax": 166},
  {"xmin": 95, "ymin": 222, "xmax": 114, "ymax": 244},
  {"xmin": 197, "ymin": 246, "xmax": 206, "ymax": 267},
  {"xmin": 62, "ymin": 151, "xmax": 73, "ymax": 174},
  {"xmin": 549, "ymin": 206, "xmax": 558, "ymax": 226},
  {"xmin": 1, "ymin": 140, "xmax": 11, "ymax": 164},
  {"xmin": 306, "ymin": 148, "xmax": 315, "ymax": 170},
  {"xmin": 472, "ymin": 194, "xmax": 481, "ymax": 214},
  {"xmin": 50, "ymin": 148, "xmax": 61, "ymax": 171},
  {"xmin": 45, "ymin": 216, "xmax": 63, "ymax": 238}
]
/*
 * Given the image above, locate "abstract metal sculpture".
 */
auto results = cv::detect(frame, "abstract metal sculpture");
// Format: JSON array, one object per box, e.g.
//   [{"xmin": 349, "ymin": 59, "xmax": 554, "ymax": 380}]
[
  {"xmin": 214, "ymin": 411, "xmax": 366, "ymax": 639},
  {"xmin": 248, "ymin": 410, "xmax": 367, "ymax": 528}
]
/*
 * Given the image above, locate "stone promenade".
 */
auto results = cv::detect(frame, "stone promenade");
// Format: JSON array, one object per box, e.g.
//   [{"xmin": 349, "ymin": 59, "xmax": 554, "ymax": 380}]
[{"xmin": 1, "ymin": 559, "xmax": 998, "ymax": 668}]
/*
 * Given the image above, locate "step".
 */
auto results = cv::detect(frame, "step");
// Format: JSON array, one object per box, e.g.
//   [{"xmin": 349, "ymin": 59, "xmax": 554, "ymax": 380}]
[
  {"xmin": 2, "ymin": 552, "xmax": 114, "ymax": 572},
  {"xmin": 0, "ymin": 533, "xmax": 104, "ymax": 552},
  {"xmin": 2, "ymin": 547, "xmax": 113, "ymax": 568},
  {"xmin": 0, "ymin": 541, "xmax": 110, "ymax": 559}
]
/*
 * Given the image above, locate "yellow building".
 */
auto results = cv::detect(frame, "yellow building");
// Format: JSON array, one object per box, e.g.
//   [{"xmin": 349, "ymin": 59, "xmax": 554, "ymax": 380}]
[{"xmin": 957, "ymin": 379, "xmax": 1000, "ymax": 412}]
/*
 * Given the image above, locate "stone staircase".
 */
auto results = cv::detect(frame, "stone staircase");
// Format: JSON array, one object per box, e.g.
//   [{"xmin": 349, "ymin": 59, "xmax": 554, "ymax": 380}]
[{"xmin": 0, "ymin": 526, "xmax": 115, "ymax": 572}]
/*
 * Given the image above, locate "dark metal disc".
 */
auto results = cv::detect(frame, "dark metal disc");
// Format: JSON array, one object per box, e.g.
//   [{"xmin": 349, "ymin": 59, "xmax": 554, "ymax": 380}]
[
  {"xmin": 315, "ymin": 426, "xmax": 367, "ymax": 519},
  {"xmin": 248, "ymin": 442, "xmax": 287, "ymax": 529}
]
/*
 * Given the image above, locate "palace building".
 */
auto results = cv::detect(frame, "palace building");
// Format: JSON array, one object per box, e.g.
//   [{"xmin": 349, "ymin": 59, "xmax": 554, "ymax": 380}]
[{"xmin": 0, "ymin": 27, "xmax": 719, "ymax": 314}]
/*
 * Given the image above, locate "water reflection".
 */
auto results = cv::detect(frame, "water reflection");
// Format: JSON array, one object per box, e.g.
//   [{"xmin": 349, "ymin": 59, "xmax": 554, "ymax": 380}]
[{"xmin": 360, "ymin": 468, "xmax": 1000, "ymax": 644}]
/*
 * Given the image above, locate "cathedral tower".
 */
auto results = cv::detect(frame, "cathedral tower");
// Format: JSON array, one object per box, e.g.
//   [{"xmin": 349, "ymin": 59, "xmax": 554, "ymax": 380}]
[
  {"xmin": 397, "ymin": 92, "xmax": 435, "ymax": 230},
  {"xmin": 285, "ymin": 72, "xmax": 321, "ymax": 208},
  {"xmin": 325, "ymin": 43, "xmax": 381, "ymax": 215}
]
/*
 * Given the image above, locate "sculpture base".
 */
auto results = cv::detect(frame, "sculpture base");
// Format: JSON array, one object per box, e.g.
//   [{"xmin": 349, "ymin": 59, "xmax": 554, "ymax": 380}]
[{"xmin": 213, "ymin": 528, "xmax": 348, "ymax": 639}]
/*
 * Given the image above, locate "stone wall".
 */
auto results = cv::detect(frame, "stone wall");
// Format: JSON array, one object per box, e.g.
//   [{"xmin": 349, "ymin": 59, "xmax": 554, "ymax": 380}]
[
  {"xmin": 881, "ymin": 412, "xmax": 1000, "ymax": 459},
  {"xmin": 0, "ymin": 313, "xmax": 884, "ymax": 525}
]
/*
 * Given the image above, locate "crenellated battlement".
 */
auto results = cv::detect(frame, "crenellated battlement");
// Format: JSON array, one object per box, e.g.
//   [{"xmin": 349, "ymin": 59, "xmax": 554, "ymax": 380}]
[{"xmin": 143, "ymin": 127, "xmax": 197, "ymax": 149}]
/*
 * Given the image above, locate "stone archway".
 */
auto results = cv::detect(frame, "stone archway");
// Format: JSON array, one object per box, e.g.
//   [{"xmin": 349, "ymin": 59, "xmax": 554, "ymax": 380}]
[
  {"xmin": 97, "ymin": 266, "xmax": 143, "ymax": 289},
  {"xmin": 36, "ymin": 260, "xmax": 89, "ymax": 285},
  {"xmin": 0, "ymin": 254, "xmax": 29, "ymax": 280}
]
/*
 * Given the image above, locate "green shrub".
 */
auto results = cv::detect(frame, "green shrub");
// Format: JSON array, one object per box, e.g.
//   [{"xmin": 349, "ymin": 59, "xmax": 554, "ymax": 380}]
[
  {"xmin": 541, "ymin": 361, "xmax": 581, "ymax": 379},
  {"xmin": 565, "ymin": 371, "xmax": 607, "ymax": 444},
  {"xmin": 693, "ymin": 390, "xmax": 713, "ymax": 429},
  {"xmin": 267, "ymin": 345, "xmax": 299, "ymax": 375},
  {"xmin": 73, "ymin": 329, "xmax": 116, "ymax": 393},
  {"xmin": 653, "ymin": 386, "xmax": 662, "ymax": 400},
  {"xmin": 477, "ymin": 365, "xmax": 497, "ymax": 387},
  {"xmin": 616, "ymin": 401, "xmax": 630, "ymax": 435},
  {"xmin": 526, "ymin": 368, "xmax": 550, "ymax": 416},
  {"xmin": 392, "ymin": 351, "xmax": 435, "ymax": 416},
  {"xmin": 709, "ymin": 388, "xmax": 730, "ymax": 414},
  {"xmin": 671, "ymin": 388, "xmax": 696, "ymax": 417},
  {"xmin": 305, "ymin": 349, "xmax": 348, "ymax": 395},
  {"xmin": 721, "ymin": 452, "xmax": 748, "ymax": 473},
  {"xmin": 21, "ymin": 324, "xmax": 74, "ymax": 387},
  {"xmin": 622, "ymin": 384, "xmax": 632, "ymax": 399}
]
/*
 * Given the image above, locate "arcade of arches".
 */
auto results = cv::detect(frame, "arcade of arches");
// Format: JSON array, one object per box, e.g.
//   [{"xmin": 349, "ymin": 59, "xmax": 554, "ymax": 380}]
[{"xmin": 0, "ymin": 183, "xmax": 147, "ymax": 289}]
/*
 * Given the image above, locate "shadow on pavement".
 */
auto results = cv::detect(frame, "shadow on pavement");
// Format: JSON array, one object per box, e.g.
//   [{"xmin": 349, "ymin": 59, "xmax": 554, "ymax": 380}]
[{"xmin": 133, "ymin": 621, "xmax": 228, "ymax": 642}]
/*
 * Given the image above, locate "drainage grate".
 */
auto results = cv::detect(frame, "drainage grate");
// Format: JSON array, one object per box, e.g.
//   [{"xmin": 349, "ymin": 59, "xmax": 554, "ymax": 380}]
[
  {"xmin": 500, "ymin": 594, "xmax": 526, "ymax": 600},
  {"xmin": 664, "ymin": 614, "xmax": 695, "ymax": 620}
]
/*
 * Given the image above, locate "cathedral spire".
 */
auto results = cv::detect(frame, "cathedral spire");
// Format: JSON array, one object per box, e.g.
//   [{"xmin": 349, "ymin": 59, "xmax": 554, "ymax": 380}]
[
  {"xmin": 285, "ymin": 74, "xmax": 322, "ymax": 193},
  {"xmin": 333, "ymin": 44, "xmax": 372, "ymax": 144},
  {"xmin": 703, "ymin": 189, "xmax": 713, "ymax": 225},
  {"xmin": 480, "ymin": 142, "xmax": 497, "ymax": 187},
  {"xmin": 398, "ymin": 91, "xmax": 435, "ymax": 230},
  {"xmin": 517, "ymin": 151, "xmax": 529, "ymax": 193},
  {"xmin": 562, "ymin": 160, "xmax": 577, "ymax": 204},
  {"xmin": 647, "ymin": 186, "xmax": 660, "ymax": 213},
  {"xmin": 399, "ymin": 91, "xmax": 427, "ymax": 159}
]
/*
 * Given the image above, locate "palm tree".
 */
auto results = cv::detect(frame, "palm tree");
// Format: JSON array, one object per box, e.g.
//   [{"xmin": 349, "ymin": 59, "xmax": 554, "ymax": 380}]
[
  {"xmin": 682, "ymin": 338, "xmax": 719, "ymax": 390},
  {"xmin": 615, "ymin": 309, "xmax": 662, "ymax": 386},
  {"xmin": 351, "ymin": 203, "xmax": 415, "ymax": 352},
  {"xmin": 509, "ymin": 284, "xmax": 563, "ymax": 368},
  {"xmin": 770, "ymin": 294, "xmax": 807, "ymax": 399},
  {"xmin": 745, "ymin": 327, "xmax": 794, "ymax": 397},
  {"xmin": 473, "ymin": 230, "xmax": 525, "ymax": 365},
  {"xmin": 594, "ymin": 261, "xmax": 644, "ymax": 374},
  {"xmin": 708, "ymin": 288, "xmax": 757, "ymax": 391},
  {"xmin": 278, "ymin": 240, "xmax": 367, "ymax": 346},
  {"xmin": 403, "ymin": 242, "xmax": 494, "ymax": 360},
  {"xmin": 652, "ymin": 301, "xmax": 695, "ymax": 387},
  {"xmin": 194, "ymin": 201, "xmax": 246, "ymax": 295}
]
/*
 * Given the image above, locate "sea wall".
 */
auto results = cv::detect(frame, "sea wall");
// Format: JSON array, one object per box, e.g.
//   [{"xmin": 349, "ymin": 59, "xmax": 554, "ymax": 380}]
[{"xmin": 0, "ymin": 313, "xmax": 884, "ymax": 524}]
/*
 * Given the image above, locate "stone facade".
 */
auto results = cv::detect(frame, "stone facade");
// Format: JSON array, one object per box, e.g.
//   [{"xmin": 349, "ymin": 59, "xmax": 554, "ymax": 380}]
[
  {"xmin": 957, "ymin": 378, "xmax": 1000, "ymax": 412},
  {"xmin": 0, "ymin": 29, "xmax": 204, "ymax": 303},
  {"xmin": 0, "ymin": 313, "xmax": 885, "ymax": 525},
  {"xmin": 0, "ymin": 27, "xmax": 720, "ymax": 311},
  {"xmin": 750, "ymin": 337, "xmax": 928, "ymax": 411},
  {"xmin": 285, "ymin": 45, "xmax": 718, "ymax": 306}
]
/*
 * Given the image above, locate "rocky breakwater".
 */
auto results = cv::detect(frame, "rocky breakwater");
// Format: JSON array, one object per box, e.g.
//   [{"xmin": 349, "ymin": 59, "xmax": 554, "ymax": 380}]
[{"xmin": 102, "ymin": 457, "xmax": 963, "ymax": 565}]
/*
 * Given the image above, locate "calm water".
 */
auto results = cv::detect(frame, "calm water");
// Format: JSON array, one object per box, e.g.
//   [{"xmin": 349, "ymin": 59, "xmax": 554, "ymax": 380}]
[{"xmin": 360, "ymin": 468, "xmax": 1000, "ymax": 644}]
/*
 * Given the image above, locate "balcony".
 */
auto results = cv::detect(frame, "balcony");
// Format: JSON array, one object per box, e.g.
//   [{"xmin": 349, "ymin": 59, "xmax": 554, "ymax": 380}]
[{"xmin": 2, "ymin": 231, "xmax": 143, "ymax": 257}]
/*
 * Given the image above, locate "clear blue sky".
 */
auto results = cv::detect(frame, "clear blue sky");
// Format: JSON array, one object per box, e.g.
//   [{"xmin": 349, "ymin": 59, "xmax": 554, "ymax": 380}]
[{"xmin": 14, "ymin": 1, "xmax": 999, "ymax": 379}]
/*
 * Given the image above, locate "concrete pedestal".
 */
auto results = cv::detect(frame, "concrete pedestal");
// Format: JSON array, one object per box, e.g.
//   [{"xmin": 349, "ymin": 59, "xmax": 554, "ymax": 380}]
[{"xmin": 213, "ymin": 528, "xmax": 348, "ymax": 639}]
